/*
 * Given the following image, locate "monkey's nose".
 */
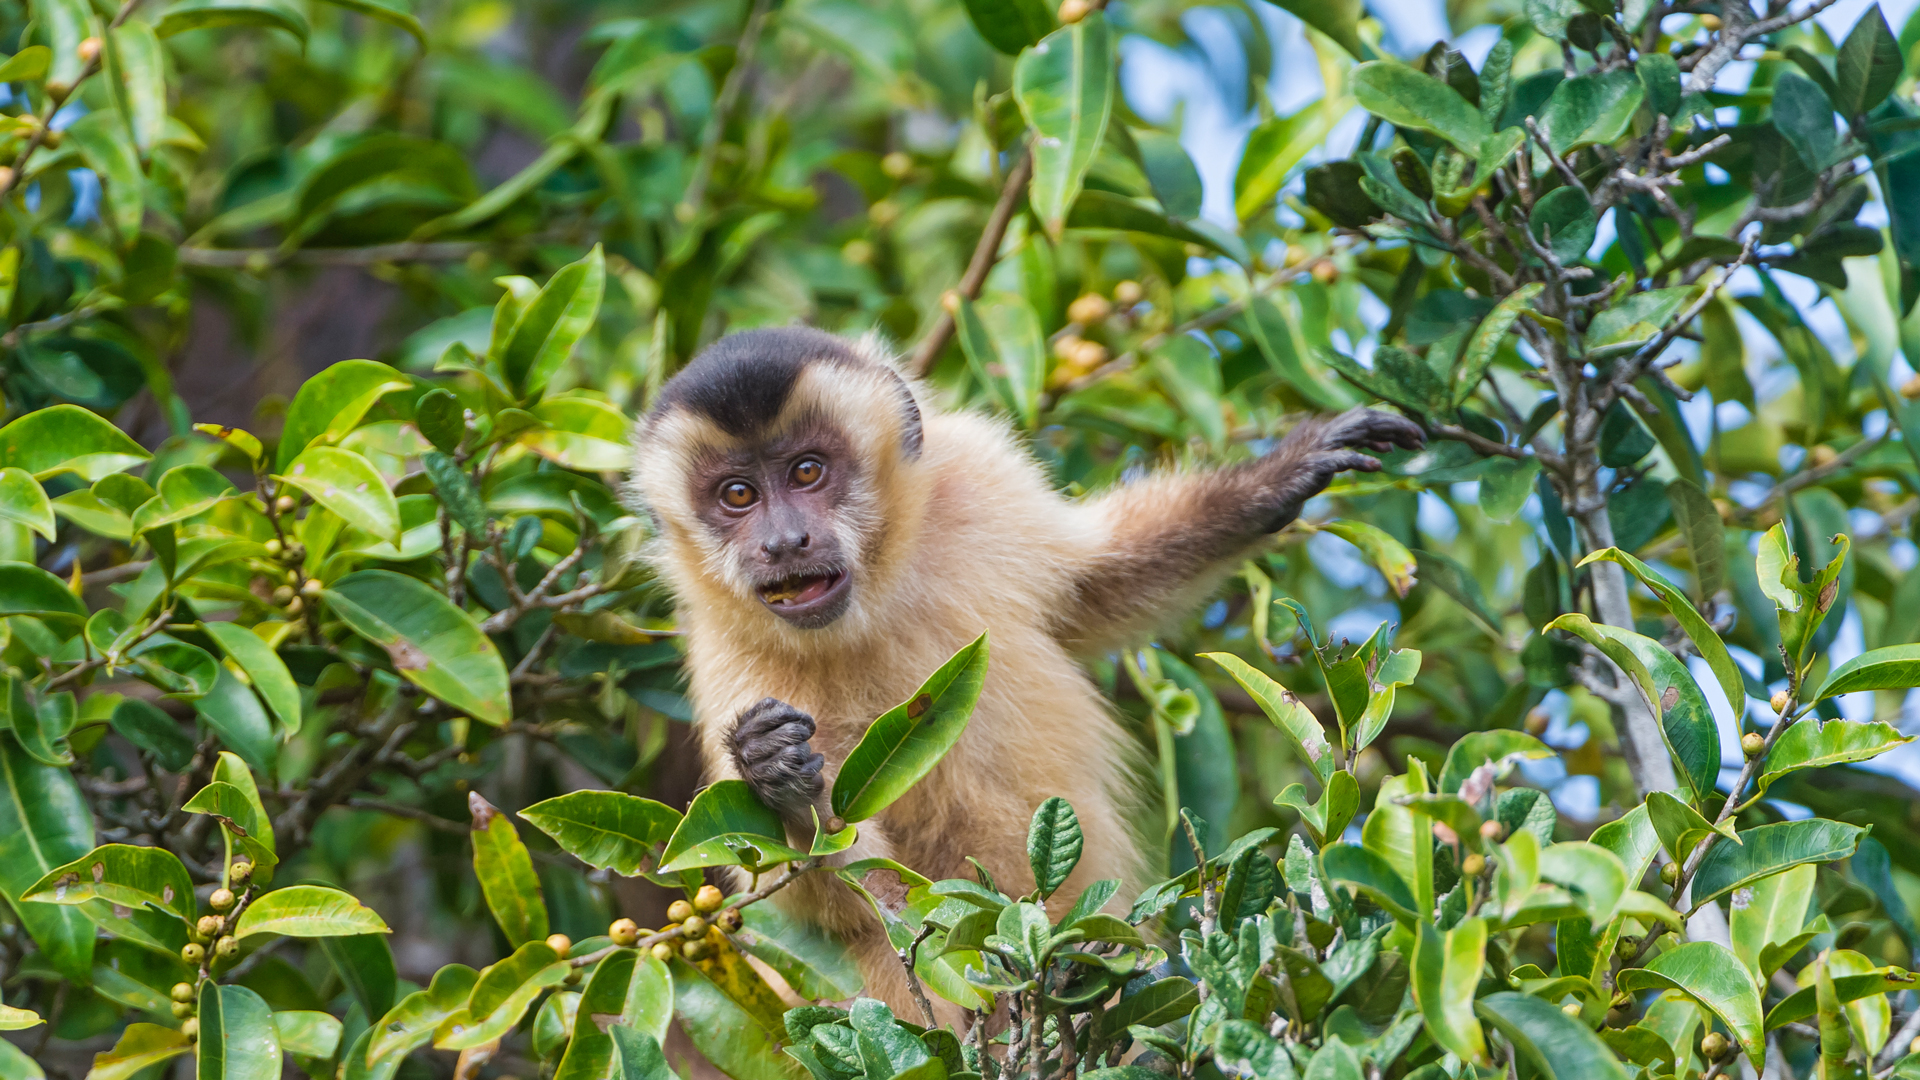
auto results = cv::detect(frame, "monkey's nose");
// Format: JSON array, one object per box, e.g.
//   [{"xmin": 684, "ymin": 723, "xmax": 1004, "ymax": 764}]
[{"xmin": 762, "ymin": 531, "xmax": 810, "ymax": 557}]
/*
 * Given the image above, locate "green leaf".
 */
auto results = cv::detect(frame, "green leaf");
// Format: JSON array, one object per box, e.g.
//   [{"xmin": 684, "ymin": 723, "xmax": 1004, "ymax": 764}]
[
  {"xmin": 183, "ymin": 781, "xmax": 277, "ymax": 869},
  {"xmin": 1235, "ymin": 105, "xmax": 1345, "ymax": 222},
  {"xmin": 413, "ymin": 388, "xmax": 464, "ymax": 453},
  {"xmin": 1478, "ymin": 457, "xmax": 1541, "ymax": 523},
  {"xmin": 367, "ymin": 963, "xmax": 478, "ymax": 1064},
  {"xmin": 958, "ymin": 0, "xmax": 1052, "ymax": 54},
  {"xmin": 554, "ymin": 950, "xmax": 641, "ymax": 1080},
  {"xmin": 1320, "ymin": 843, "xmax": 1420, "ymax": 922},
  {"xmin": 279, "ymin": 446, "xmax": 400, "ymax": 546},
  {"xmin": 831, "ymin": 632, "xmax": 989, "ymax": 822},
  {"xmin": 1646, "ymin": 791, "xmax": 1736, "ymax": 867},
  {"xmin": 1537, "ymin": 842, "xmax": 1627, "ymax": 927},
  {"xmin": 469, "ymin": 791, "xmax": 549, "ymax": 946},
  {"xmin": 64, "ymin": 112, "xmax": 144, "ymax": 246},
  {"xmin": 0, "ymin": 1005, "xmax": 41, "ymax": 1031},
  {"xmin": 107, "ymin": 21, "xmax": 167, "ymax": 154},
  {"xmin": 1014, "ymin": 13, "xmax": 1115, "ymax": 238},
  {"xmin": 1836, "ymin": 6, "xmax": 1902, "ymax": 115},
  {"xmin": 1539, "ymin": 69, "xmax": 1644, "ymax": 154},
  {"xmin": 1590, "ymin": 804, "xmax": 1660, "ymax": 885},
  {"xmin": 1531, "ymin": 187, "xmax": 1597, "ymax": 266},
  {"xmin": 24, "ymin": 843, "xmax": 194, "ymax": 921},
  {"xmin": 1811, "ymin": 644, "xmax": 1920, "ymax": 699},
  {"xmin": 1763, "ymin": 966, "xmax": 1920, "ymax": 1031},
  {"xmin": 1730, "ymin": 863, "xmax": 1816, "ymax": 983},
  {"xmin": 0, "ymin": 46, "xmax": 50, "ymax": 83},
  {"xmin": 129, "ymin": 464, "xmax": 238, "ymax": 536},
  {"xmin": 1094, "ymin": 977, "xmax": 1200, "ymax": 1038},
  {"xmin": 1759, "ymin": 720, "xmax": 1912, "ymax": 795},
  {"xmin": 1320, "ymin": 520, "xmax": 1417, "ymax": 598},
  {"xmin": 157, "ymin": 0, "xmax": 308, "ymax": 46},
  {"xmin": 277, "ymin": 360, "xmax": 413, "ymax": 469},
  {"xmin": 0, "ymin": 404, "xmax": 151, "ymax": 480},
  {"xmin": 1267, "ymin": 0, "xmax": 1362, "ymax": 58},
  {"xmin": 201, "ymin": 622, "xmax": 302, "ymax": 735},
  {"xmin": 323, "ymin": 569, "xmax": 511, "ymax": 725},
  {"xmin": 319, "ymin": 933, "xmax": 397, "ymax": 1022},
  {"xmin": 736, "ymin": 904, "xmax": 861, "ymax": 1002},
  {"xmin": 1474, "ymin": 992, "xmax": 1630, "ymax": 1080},
  {"xmin": 0, "ymin": 468, "xmax": 54, "ymax": 541},
  {"xmin": 198, "ymin": 983, "xmax": 282, "ymax": 1080},
  {"xmin": 1637, "ymin": 52, "xmax": 1681, "ymax": 117},
  {"xmin": 193, "ymin": 667, "xmax": 277, "ymax": 778},
  {"xmin": 1617, "ymin": 942, "xmax": 1764, "ymax": 1066},
  {"xmin": 419, "ymin": 449, "xmax": 488, "ymax": 539},
  {"xmin": 1543, "ymin": 614, "xmax": 1718, "ymax": 800},
  {"xmin": 1456, "ymin": 284, "xmax": 1541, "ymax": 407},
  {"xmin": 1202, "ymin": 652, "xmax": 1333, "ymax": 781},
  {"xmin": 669, "ymin": 956, "xmax": 804, "ymax": 1080},
  {"xmin": 1691, "ymin": 818, "xmax": 1868, "ymax": 910},
  {"xmin": 1579, "ymin": 547, "xmax": 1744, "ymax": 713},
  {"xmin": 273, "ymin": 1011, "xmax": 343, "ymax": 1058},
  {"xmin": 519, "ymin": 790, "xmax": 682, "ymax": 876},
  {"xmin": 1438, "ymin": 730, "xmax": 1552, "ymax": 794},
  {"xmin": 0, "ymin": 734, "xmax": 96, "ymax": 981},
  {"xmin": 1667, "ymin": 477, "xmax": 1728, "ymax": 605},
  {"xmin": 311, "ymin": 0, "xmax": 424, "ymax": 43},
  {"xmin": 659, "ymin": 779, "xmax": 803, "ymax": 873},
  {"xmin": 233, "ymin": 885, "xmax": 390, "ymax": 939},
  {"xmin": 522, "ymin": 394, "xmax": 631, "ymax": 470},
  {"xmin": 87, "ymin": 1024, "xmax": 192, "ymax": 1080},
  {"xmin": 499, "ymin": 245, "xmax": 605, "ymax": 398},
  {"xmin": 1027, "ymin": 797, "xmax": 1083, "ymax": 898},
  {"xmin": 1352, "ymin": 61, "xmax": 1490, "ymax": 151},
  {"xmin": 1413, "ymin": 918, "xmax": 1487, "ymax": 1063},
  {"xmin": 0, "ymin": 564, "xmax": 86, "ymax": 628},
  {"xmin": 1773, "ymin": 70, "xmax": 1839, "ymax": 170}
]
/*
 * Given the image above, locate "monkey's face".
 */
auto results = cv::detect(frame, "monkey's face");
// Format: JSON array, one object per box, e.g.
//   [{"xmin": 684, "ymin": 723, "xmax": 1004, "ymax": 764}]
[{"xmin": 692, "ymin": 429, "xmax": 858, "ymax": 629}]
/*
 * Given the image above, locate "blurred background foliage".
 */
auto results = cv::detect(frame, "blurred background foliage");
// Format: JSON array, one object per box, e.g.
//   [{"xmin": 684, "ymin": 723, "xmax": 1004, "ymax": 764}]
[{"xmin": 8, "ymin": 0, "xmax": 1920, "ymax": 1068}]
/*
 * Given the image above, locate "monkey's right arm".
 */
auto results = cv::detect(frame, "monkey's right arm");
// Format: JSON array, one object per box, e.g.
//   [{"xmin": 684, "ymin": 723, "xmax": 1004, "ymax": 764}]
[
  {"xmin": 1053, "ymin": 408, "xmax": 1424, "ymax": 653},
  {"xmin": 730, "ymin": 698, "xmax": 827, "ymax": 822}
]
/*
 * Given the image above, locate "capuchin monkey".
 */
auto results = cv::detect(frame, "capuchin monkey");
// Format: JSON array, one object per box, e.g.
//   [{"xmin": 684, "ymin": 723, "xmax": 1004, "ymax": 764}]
[{"xmin": 628, "ymin": 326, "xmax": 1423, "ymax": 1011}]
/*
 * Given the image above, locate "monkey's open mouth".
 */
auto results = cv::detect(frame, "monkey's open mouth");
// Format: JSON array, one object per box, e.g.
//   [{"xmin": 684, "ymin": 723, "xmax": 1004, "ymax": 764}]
[{"xmin": 756, "ymin": 569, "xmax": 851, "ymax": 624}]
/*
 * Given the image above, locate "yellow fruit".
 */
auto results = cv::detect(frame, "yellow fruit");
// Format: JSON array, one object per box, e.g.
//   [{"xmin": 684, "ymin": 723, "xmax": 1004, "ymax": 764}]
[
  {"xmin": 1067, "ymin": 293, "xmax": 1112, "ymax": 325},
  {"xmin": 182, "ymin": 1018, "xmax": 198, "ymax": 1040},
  {"xmin": 229, "ymin": 860, "xmax": 252, "ymax": 883},
  {"xmin": 182, "ymin": 943, "xmax": 205, "ymax": 964},
  {"xmin": 264, "ymin": 538, "xmax": 283, "ymax": 556},
  {"xmin": 716, "ymin": 909, "xmax": 741, "ymax": 932},
  {"xmin": 77, "ymin": 36, "xmax": 101, "ymax": 62},
  {"xmin": 300, "ymin": 579, "xmax": 321, "ymax": 598},
  {"xmin": 272, "ymin": 586, "xmax": 294, "ymax": 604},
  {"xmin": 197, "ymin": 916, "xmax": 222, "ymax": 939},
  {"xmin": 1057, "ymin": 0, "xmax": 1093, "ymax": 22},
  {"xmin": 868, "ymin": 199, "xmax": 900, "ymax": 226},
  {"xmin": 172, "ymin": 1001, "xmax": 194, "ymax": 1019},
  {"xmin": 609, "ymin": 919, "xmax": 640, "ymax": 947},
  {"xmin": 1072, "ymin": 340, "xmax": 1109, "ymax": 369},
  {"xmin": 1113, "ymin": 280, "xmax": 1143, "ymax": 305},
  {"xmin": 215, "ymin": 936, "xmax": 239, "ymax": 959},
  {"xmin": 1699, "ymin": 13, "xmax": 1722, "ymax": 29},
  {"xmin": 652, "ymin": 943, "xmax": 674, "ymax": 962},
  {"xmin": 1742, "ymin": 731, "xmax": 1766, "ymax": 758},
  {"xmin": 209, "ymin": 888, "xmax": 235, "ymax": 911},
  {"xmin": 1769, "ymin": 690, "xmax": 1791, "ymax": 714},
  {"xmin": 694, "ymin": 885, "xmax": 724, "ymax": 913},
  {"xmin": 667, "ymin": 899, "xmax": 693, "ymax": 923},
  {"xmin": 881, "ymin": 152, "xmax": 913, "ymax": 179},
  {"xmin": 1810, "ymin": 445, "xmax": 1837, "ymax": 467},
  {"xmin": 842, "ymin": 239, "xmax": 874, "ymax": 265},
  {"xmin": 1524, "ymin": 708, "xmax": 1550, "ymax": 735},
  {"xmin": 1902, "ymin": 373, "xmax": 1920, "ymax": 399},
  {"xmin": 274, "ymin": 495, "xmax": 297, "ymax": 514},
  {"xmin": 1562, "ymin": 1002, "xmax": 1582, "ymax": 1017},
  {"xmin": 171, "ymin": 982, "xmax": 196, "ymax": 1003},
  {"xmin": 1701, "ymin": 1032, "xmax": 1728, "ymax": 1058},
  {"xmin": 941, "ymin": 290, "xmax": 962, "ymax": 314},
  {"xmin": 682, "ymin": 916, "xmax": 708, "ymax": 937},
  {"xmin": 1311, "ymin": 260, "xmax": 1338, "ymax": 284},
  {"xmin": 1460, "ymin": 853, "xmax": 1486, "ymax": 876},
  {"xmin": 1478, "ymin": 820, "xmax": 1505, "ymax": 842},
  {"xmin": 546, "ymin": 934, "xmax": 572, "ymax": 959},
  {"xmin": 1660, "ymin": 862, "xmax": 1679, "ymax": 884}
]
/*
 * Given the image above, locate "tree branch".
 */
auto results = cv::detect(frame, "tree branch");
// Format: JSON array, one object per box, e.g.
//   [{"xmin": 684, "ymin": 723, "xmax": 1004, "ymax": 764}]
[{"xmin": 906, "ymin": 150, "xmax": 1034, "ymax": 377}]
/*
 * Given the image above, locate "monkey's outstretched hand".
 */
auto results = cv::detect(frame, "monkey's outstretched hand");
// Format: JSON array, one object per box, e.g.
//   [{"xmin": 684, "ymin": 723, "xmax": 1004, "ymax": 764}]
[
  {"xmin": 730, "ymin": 698, "xmax": 826, "ymax": 818},
  {"xmin": 1257, "ymin": 408, "xmax": 1426, "ymax": 532}
]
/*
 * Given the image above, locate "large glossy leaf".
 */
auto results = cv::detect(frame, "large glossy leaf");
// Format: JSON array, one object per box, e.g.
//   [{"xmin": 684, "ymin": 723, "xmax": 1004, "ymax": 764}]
[
  {"xmin": 555, "ymin": 950, "xmax": 637, "ymax": 1080},
  {"xmin": 0, "ymin": 735, "xmax": 96, "ymax": 980},
  {"xmin": 1580, "ymin": 548, "xmax": 1746, "ymax": 712},
  {"xmin": 1811, "ymin": 644, "xmax": 1920, "ymax": 700},
  {"xmin": 469, "ymin": 791, "xmax": 549, "ymax": 945},
  {"xmin": 322, "ymin": 569, "xmax": 511, "ymax": 725},
  {"xmin": 279, "ymin": 446, "xmax": 401, "ymax": 546},
  {"xmin": 1730, "ymin": 863, "xmax": 1816, "ymax": 983},
  {"xmin": 1014, "ymin": 14, "xmax": 1115, "ymax": 238},
  {"xmin": 1475, "ymin": 992, "xmax": 1629, "ymax": 1080},
  {"xmin": 519, "ymin": 790, "xmax": 681, "ymax": 875},
  {"xmin": 522, "ymin": 394, "xmax": 630, "ymax": 470},
  {"xmin": 1539, "ymin": 69, "xmax": 1643, "ymax": 154},
  {"xmin": 275, "ymin": 359, "xmax": 412, "ymax": 470},
  {"xmin": 0, "ymin": 403, "xmax": 151, "ymax": 480},
  {"xmin": 0, "ymin": 564, "xmax": 88, "ymax": 626},
  {"xmin": 831, "ymin": 632, "xmax": 989, "ymax": 822},
  {"xmin": 319, "ymin": 933, "xmax": 397, "ymax": 1022},
  {"xmin": 613, "ymin": 1027, "xmax": 681, "ymax": 1080},
  {"xmin": 735, "ymin": 904, "xmax": 861, "ymax": 1003},
  {"xmin": 367, "ymin": 963, "xmax": 478, "ymax": 1064},
  {"xmin": 1764, "ymin": 966, "xmax": 1920, "ymax": 1031},
  {"xmin": 1758, "ymin": 720, "xmax": 1911, "ymax": 794},
  {"xmin": 1321, "ymin": 520, "xmax": 1417, "ymax": 598},
  {"xmin": 1203, "ymin": 652, "xmax": 1333, "ymax": 781},
  {"xmin": 1235, "ymin": 104, "xmax": 1345, "ymax": 222},
  {"xmin": 1455, "ymin": 284, "xmax": 1541, "ymax": 406},
  {"xmin": 193, "ymin": 667, "xmax": 277, "ymax": 778},
  {"xmin": 196, "ymin": 984, "xmax": 281, "ymax": 1080},
  {"xmin": 1352, "ymin": 61, "xmax": 1489, "ymax": 151},
  {"xmin": 1320, "ymin": 843, "xmax": 1420, "ymax": 922},
  {"xmin": 157, "ymin": 0, "xmax": 309, "ymax": 45},
  {"xmin": 232, "ymin": 885, "xmax": 390, "ymax": 939},
  {"xmin": 1835, "ymin": 6, "xmax": 1901, "ymax": 115},
  {"xmin": 272, "ymin": 1012, "xmax": 343, "ymax": 1058},
  {"xmin": 25, "ymin": 843, "xmax": 194, "ymax": 921},
  {"xmin": 65, "ymin": 113, "xmax": 144, "ymax": 245},
  {"xmin": 669, "ymin": 957, "xmax": 806, "ymax": 1080},
  {"xmin": 1413, "ymin": 918, "xmax": 1486, "ymax": 1063},
  {"xmin": 1544, "ymin": 614, "xmax": 1717, "ymax": 800},
  {"xmin": 0, "ymin": 467, "xmax": 54, "ymax": 541},
  {"xmin": 1690, "ymin": 819, "xmax": 1868, "ymax": 910},
  {"xmin": 437, "ymin": 941, "xmax": 571, "ymax": 1051},
  {"xmin": 659, "ymin": 779, "xmax": 805, "ymax": 873},
  {"xmin": 201, "ymin": 622, "xmax": 302, "ymax": 735},
  {"xmin": 1437, "ymin": 730, "xmax": 1551, "ymax": 794},
  {"xmin": 958, "ymin": 0, "xmax": 1051, "ymax": 54},
  {"xmin": 1617, "ymin": 942, "xmax": 1764, "ymax": 1066},
  {"xmin": 499, "ymin": 245, "xmax": 605, "ymax": 398},
  {"xmin": 87, "ymin": 1024, "xmax": 193, "ymax": 1080}
]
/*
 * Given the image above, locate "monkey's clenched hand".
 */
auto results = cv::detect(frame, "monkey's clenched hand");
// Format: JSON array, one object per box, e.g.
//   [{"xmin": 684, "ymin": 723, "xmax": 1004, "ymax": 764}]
[
  {"xmin": 1256, "ymin": 408, "xmax": 1426, "ymax": 532},
  {"xmin": 730, "ymin": 698, "xmax": 826, "ymax": 818}
]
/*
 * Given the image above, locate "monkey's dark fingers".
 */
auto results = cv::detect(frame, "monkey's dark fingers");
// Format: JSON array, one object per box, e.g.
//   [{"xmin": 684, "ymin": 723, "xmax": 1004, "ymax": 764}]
[
  {"xmin": 1320, "ymin": 448, "xmax": 1384, "ymax": 474},
  {"xmin": 734, "ymin": 698, "xmax": 816, "ymax": 740}
]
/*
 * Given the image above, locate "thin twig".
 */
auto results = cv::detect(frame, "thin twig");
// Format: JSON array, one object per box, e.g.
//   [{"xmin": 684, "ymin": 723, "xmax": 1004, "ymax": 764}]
[
  {"xmin": 345, "ymin": 798, "xmax": 468, "ymax": 833},
  {"xmin": 900, "ymin": 923, "xmax": 939, "ymax": 1027},
  {"xmin": 907, "ymin": 150, "xmax": 1035, "ymax": 377}
]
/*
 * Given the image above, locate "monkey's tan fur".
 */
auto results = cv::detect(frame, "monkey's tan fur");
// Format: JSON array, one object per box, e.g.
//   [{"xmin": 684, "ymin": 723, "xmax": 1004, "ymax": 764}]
[{"xmin": 630, "ymin": 332, "xmax": 1418, "ymax": 1013}]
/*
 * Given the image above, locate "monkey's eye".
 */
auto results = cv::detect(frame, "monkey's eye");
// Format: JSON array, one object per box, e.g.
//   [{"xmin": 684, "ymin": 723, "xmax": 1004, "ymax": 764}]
[
  {"xmin": 720, "ymin": 481, "xmax": 758, "ymax": 509},
  {"xmin": 790, "ymin": 459, "xmax": 824, "ymax": 487}
]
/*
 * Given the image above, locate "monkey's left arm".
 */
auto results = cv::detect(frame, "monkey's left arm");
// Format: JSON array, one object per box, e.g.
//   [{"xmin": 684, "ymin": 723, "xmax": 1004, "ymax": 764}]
[{"xmin": 1052, "ymin": 408, "xmax": 1424, "ymax": 653}]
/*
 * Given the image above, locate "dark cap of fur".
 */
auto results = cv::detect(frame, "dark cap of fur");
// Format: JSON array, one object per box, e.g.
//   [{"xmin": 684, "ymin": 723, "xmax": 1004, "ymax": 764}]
[{"xmin": 651, "ymin": 327, "xmax": 922, "ymax": 456}]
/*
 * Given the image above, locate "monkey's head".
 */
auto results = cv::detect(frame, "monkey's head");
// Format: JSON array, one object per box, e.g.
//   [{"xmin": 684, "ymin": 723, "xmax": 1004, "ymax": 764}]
[{"xmin": 630, "ymin": 328, "xmax": 926, "ymax": 636}]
